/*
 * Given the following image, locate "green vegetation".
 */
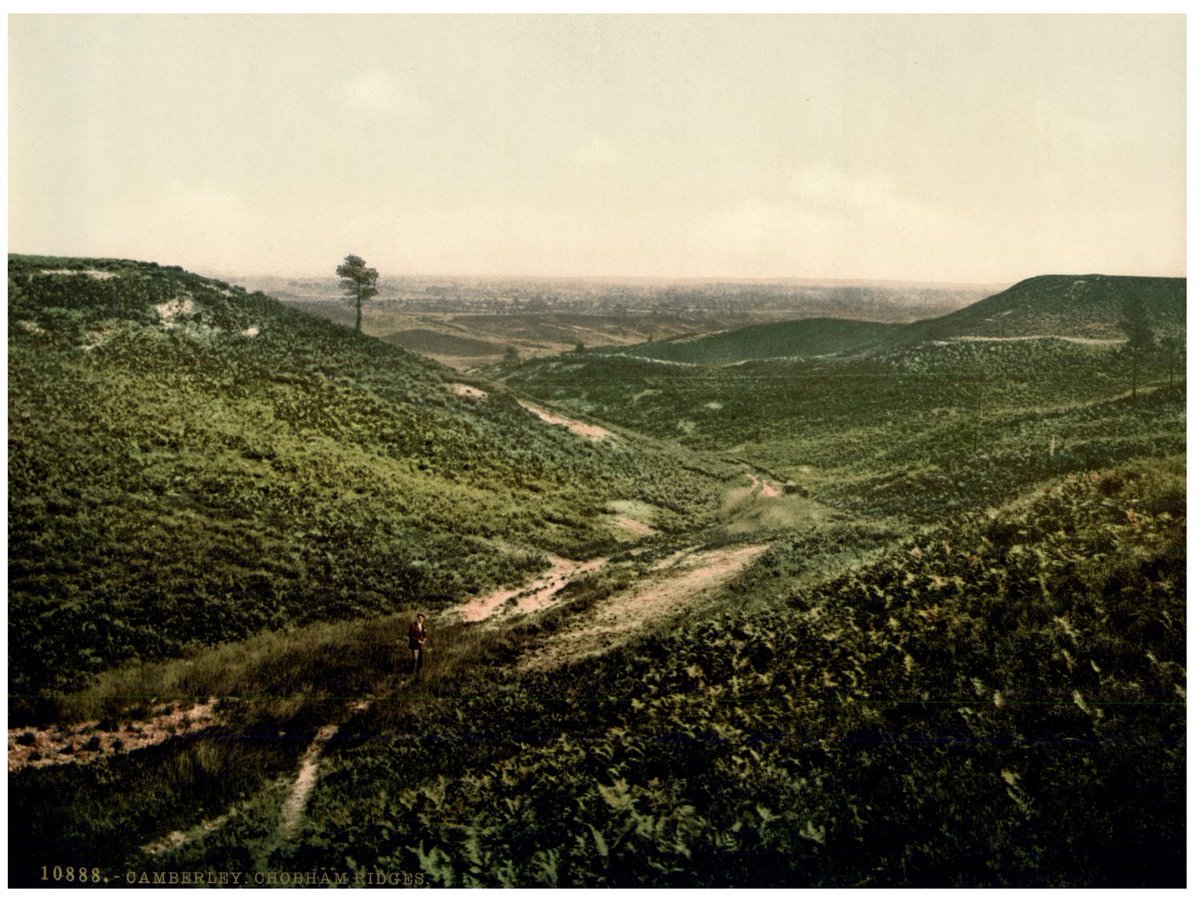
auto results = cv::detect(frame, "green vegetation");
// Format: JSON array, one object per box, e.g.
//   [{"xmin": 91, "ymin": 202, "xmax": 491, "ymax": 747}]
[
  {"xmin": 8, "ymin": 255, "xmax": 733, "ymax": 706},
  {"xmin": 383, "ymin": 328, "xmax": 505, "ymax": 358},
  {"xmin": 8, "ymin": 257, "xmax": 1185, "ymax": 887},
  {"xmin": 509, "ymin": 311, "xmax": 1184, "ymax": 522},
  {"xmin": 887, "ymin": 273, "xmax": 1185, "ymax": 344},
  {"xmin": 11, "ymin": 458, "xmax": 1183, "ymax": 886},
  {"xmin": 275, "ymin": 459, "xmax": 1181, "ymax": 887},
  {"xmin": 593, "ymin": 317, "xmax": 901, "ymax": 365}
]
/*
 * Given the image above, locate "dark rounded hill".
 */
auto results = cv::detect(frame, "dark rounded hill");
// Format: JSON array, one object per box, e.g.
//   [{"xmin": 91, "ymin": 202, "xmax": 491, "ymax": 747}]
[
  {"xmin": 889, "ymin": 274, "xmax": 1186, "ymax": 346},
  {"xmin": 595, "ymin": 274, "xmax": 1185, "ymax": 366},
  {"xmin": 383, "ymin": 327, "xmax": 504, "ymax": 357},
  {"xmin": 600, "ymin": 317, "xmax": 902, "ymax": 365}
]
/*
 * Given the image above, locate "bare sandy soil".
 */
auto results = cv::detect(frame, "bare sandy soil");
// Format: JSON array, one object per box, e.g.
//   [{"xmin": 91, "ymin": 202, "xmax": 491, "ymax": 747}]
[
  {"xmin": 612, "ymin": 514, "xmax": 656, "ymax": 537},
  {"xmin": 519, "ymin": 543, "xmax": 769, "ymax": 672},
  {"xmin": 280, "ymin": 723, "xmax": 342, "ymax": 837},
  {"xmin": 449, "ymin": 382, "xmax": 488, "ymax": 400},
  {"xmin": 8, "ymin": 700, "xmax": 218, "ymax": 773},
  {"xmin": 459, "ymin": 555, "xmax": 609, "ymax": 622},
  {"xmin": 518, "ymin": 400, "xmax": 615, "ymax": 441},
  {"xmin": 39, "ymin": 268, "xmax": 116, "ymax": 280},
  {"xmin": 727, "ymin": 472, "xmax": 783, "ymax": 505}
]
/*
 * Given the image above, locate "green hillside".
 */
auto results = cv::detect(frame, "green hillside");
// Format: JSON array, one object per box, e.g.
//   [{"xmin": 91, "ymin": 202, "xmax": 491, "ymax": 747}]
[
  {"xmin": 590, "ymin": 318, "xmax": 902, "ymax": 365},
  {"xmin": 383, "ymin": 327, "xmax": 504, "ymax": 358},
  {"xmin": 573, "ymin": 274, "xmax": 1186, "ymax": 368},
  {"xmin": 889, "ymin": 274, "xmax": 1185, "ymax": 344},
  {"xmin": 281, "ymin": 458, "xmax": 1184, "ymax": 887},
  {"xmin": 509, "ymin": 274, "xmax": 1186, "ymax": 520},
  {"xmin": 10, "ymin": 456, "xmax": 1184, "ymax": 886},
  {"xmin": 8, "ymin": 255, "xmax": 733, "ymax": 701},
  {"xmin": 7, "ymin": 259, "xmax": 1186, "ymax": 888}
]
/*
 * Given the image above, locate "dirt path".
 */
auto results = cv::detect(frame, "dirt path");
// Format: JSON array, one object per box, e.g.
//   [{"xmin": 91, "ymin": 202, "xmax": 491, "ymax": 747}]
[
  {"xmin": 143, "ymin": 798, "xmax": 255, "ymax": 856},
  {"xmin": 519, "ymin": 400, "xmax": 615, "ymax": 442},
  {"xmin": 278, "ymin": 699, "xmax": 372, "ymax": 838},
  {"xmin": 449, "ymin": 382, "xmax": 488, "ymax": 400},
  {"xmin": 459, "ymin": 555, "xmax": 609, "ymax": 622},
  {"xmin": 726, "ymin": 472, "xmax": 784, "ymax": 506},
  {"xmin": 279, "ymin": 724, "xmax": 341, "ymax": 838},
  {"xmin": 520, "ymin": 543, "xmax": 769, "ymax": 672},
  {"xmin": 141, "ymin": 699, "xmax": 373, "ymax": 854},
  {"xmin": 956, "ymin": 334, "xmax": 1124, "ymax": 345},
  {"xmin": 8, "ymin": 700, "xmax": 218, "ymax": 773}
]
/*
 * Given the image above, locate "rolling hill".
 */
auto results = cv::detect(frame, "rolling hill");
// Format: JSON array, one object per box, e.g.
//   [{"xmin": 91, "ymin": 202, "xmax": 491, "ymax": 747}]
[
  {"xmin": 591, "ymin": 274, "xmax": 1185, "ymax": 367},
  {"xmin": 507, "ymin": 273, "xmax": 1186, "ymax": 519},
  {"xmin": 588, "ymin": 318, "xmax": 902, "ymax": 365},
  {"xmin": 7, "ymin": 258, "xmax": 1186, "ymax": 888},
  {"xmin": 7, "ymin": 255, "xmax": 735, "ymax": 701},
  {"xmin": 886, "ymin": 273, "xmax": 1185, "ymax": 345}
]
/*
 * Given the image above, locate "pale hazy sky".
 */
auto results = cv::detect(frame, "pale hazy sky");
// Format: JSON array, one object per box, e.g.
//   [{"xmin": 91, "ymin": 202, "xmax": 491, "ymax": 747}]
[{"xmin": 8, "ymin": 14, "xmax": 1186, "ymax": 283}]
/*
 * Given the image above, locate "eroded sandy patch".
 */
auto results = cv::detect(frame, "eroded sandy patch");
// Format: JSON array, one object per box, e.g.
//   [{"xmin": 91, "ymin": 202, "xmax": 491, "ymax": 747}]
[
  {"xmin": 521, "ymin": 543, "xmax": 769, "ymax": 672},
  {"xmin": 156, "ymin": 296, "xmax": 195, "ymax": 326},
  {"xmin": 760, "ymin": 479, "xmax": 783, "ymax": 498},
  {"xmin": 8, "ymin": 700, "xmax": 218, "ymax": 772},
  {"xmin": 519, "ymin": 401, "xmax": 614, "ymax": 441},
  {"xmin": 459, "ymin": 555, "xmax": 609, "ymax": 622},
  {"xmin": 450, "ymin": 382, "xmax": 488, "ymax": 400},
  {"xmin": 39, "ymin": 268, "xmax": 117, "ymax": 281},
  {"xmin": 728, "ymin": 473, "xmax": 783, "ymax": 505},
  {"xmin": 612, "ymin": 515, "xmax": 656, "ymax": 537}
]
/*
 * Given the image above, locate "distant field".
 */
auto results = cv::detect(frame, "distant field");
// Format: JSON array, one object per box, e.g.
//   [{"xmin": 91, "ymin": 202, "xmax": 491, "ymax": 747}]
[{"xmin": 241, "ymin": 274, "xmax": 995, "ymax": 371}]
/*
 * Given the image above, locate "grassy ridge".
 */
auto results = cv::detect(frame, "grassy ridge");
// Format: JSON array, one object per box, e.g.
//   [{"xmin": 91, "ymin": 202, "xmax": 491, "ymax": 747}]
[
  {"xmin": 564, "ymin": 275, "xmax": 1184, "ymax": 367},
  {"xmin": 889, "ymin": 273, "xmax": 1185, "ymax": 343},
  {"xmin": 8, "ymin": 256, "xmax": 734, "ymax": 702}
]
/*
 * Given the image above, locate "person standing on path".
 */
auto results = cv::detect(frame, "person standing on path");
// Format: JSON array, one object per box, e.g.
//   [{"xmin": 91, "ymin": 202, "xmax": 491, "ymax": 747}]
[{"xmin": 408, "ymin": 613, "xmax": 428, "ymax": 678}]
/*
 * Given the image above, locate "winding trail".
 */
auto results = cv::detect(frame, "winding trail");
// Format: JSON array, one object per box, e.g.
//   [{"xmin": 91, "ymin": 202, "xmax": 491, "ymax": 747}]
[
  {"xmin": 459, "ymin": 555, "xmax": 609, "ymax": 622},
  {"xmin": 140, "ymin": 700, "xmax": 372, "ymax": 854},
  {"xmin": 279, "ymin": 700, "xmax": 373, "ymax": 838}
]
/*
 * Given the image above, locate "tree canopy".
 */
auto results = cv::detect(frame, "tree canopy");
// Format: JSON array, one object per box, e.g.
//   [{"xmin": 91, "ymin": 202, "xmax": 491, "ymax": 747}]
[{"xmin": 337, "ymin": 254, "xmax": 379, "ymax": 333}]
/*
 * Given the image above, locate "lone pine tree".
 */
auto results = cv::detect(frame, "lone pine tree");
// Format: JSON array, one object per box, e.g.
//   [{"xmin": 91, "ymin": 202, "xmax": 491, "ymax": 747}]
[{"xmin": 337, "ymin": 254, "xmax": 379, "ymax": 333}]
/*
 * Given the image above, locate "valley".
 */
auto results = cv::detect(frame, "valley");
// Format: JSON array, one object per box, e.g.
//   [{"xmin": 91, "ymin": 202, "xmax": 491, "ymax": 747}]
[{"xmin": 7, "ymin": 256, "xmax": 1185, "ymax": 887}]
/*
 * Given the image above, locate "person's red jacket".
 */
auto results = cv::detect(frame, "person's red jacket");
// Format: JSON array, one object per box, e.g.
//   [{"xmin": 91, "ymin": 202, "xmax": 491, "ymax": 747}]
[{"xmin": 408, "ymin": 621, "xmax": 427, "ymax": 649}]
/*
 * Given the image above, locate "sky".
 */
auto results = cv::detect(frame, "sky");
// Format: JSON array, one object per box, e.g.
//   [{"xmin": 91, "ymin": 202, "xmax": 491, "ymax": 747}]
[{"xmin": 7, "ymin": 14, "xmax": 1187, "ymax": 284}]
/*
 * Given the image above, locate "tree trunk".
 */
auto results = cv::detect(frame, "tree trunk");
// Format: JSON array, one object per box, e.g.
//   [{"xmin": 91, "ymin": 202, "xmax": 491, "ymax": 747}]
[{"xmin": 355, "ymin": 289, "xmax": 363, "ymax": 333}]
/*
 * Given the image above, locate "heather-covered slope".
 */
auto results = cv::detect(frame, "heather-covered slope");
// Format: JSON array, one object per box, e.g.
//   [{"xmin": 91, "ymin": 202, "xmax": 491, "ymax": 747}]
[
  {"xmin": 8, "ymin": 255, "xmax": 733, "ymax": 698},
  {"xmin": 887, "ymin": 273, "xmax": 1185, "ymax": 344}
]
